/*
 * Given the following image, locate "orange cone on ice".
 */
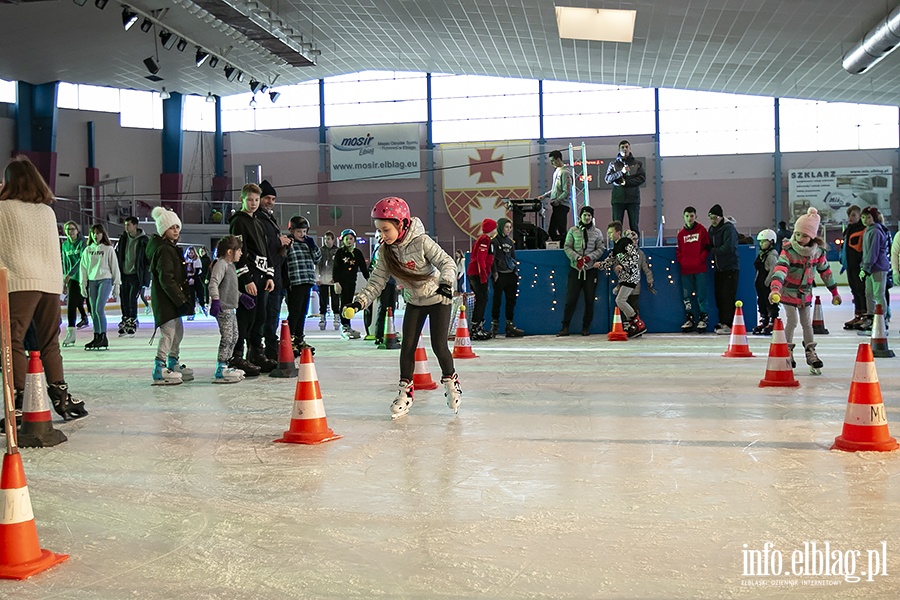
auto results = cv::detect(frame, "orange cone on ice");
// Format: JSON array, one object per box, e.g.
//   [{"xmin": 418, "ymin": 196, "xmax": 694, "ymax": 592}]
[
  {"xmin": 811, "ymin": 296, "xmax": 829, "ymax": 335},
  {"xmin": 379, "ymin": 307, "xmax": 401, "ymax": 350},
  {"xmin": 607, "ymin": 307, "xmax": 628, "ymax": 342},
  {"xmin": 723, "ymin": 301, "xmax": 754, "ymax": 358},
  {"xmin": 274, "ymin": 348, "xmax": 341, "ymax": 445},
  {"xmin": 869, "ymin": 304, "xmax": 894, "ymax": 359},
  {"xmin": 269, "ymin": 320, "xmax": 299, "ymax": 378},
  {"xmin": 0, "ymin": 452, "xmax": 69, "ymax": 579},
  {"xmin": 758, "ymin": 318, "xmax": 800, "ymax": 388},
  {"xmin": 452, "ymin": 305, "xmax": 478, "ymax": 359},
  {"xmin": 832, "ymin": 343, "xmax": 899, "ymax": 452},
  {"xmin": 412, "ymin": 333, "xmax": 438, "ymax": 390},
  {"xmin": 17, "ymin": 352, "xmax": 67, "ymax": 448}
]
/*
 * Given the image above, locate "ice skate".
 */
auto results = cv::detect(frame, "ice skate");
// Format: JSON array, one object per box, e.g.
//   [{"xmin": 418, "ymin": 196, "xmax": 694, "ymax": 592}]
[
  {"xmin": 844, "ymin": 315, "xmax": 863, "ymax": 330},
  {"xmin": 76, "ymin": 317, "xmax": 89, "ymax": 329},
  {"xmin": 340, "ymin": 326, "xmax": 352, "ymax": 340},
  {"xmin": 333, "ymin": 319, "xmax": 341, "ymax": 331},
  {"xmin": 391, "ymin": 380, "xmax": 415, "ymax": 419},
  {"xmin": 787, "ymin": 343, "xmax": 796, "ymax": 369},
  {"xmin": 152, "ymin": 358, "xmax": 183, "ymax": 386},
  {"xmin": 0, "ymin": 390, "xmax": 24, "ymax": 430},
  {"xmin": 627, "ymin": 317, "xmax": 647, "ymax": 338},
  {"xmin": 471, "ymin": 322, "xmax": 493, "ymax": 341},
  {"xmin": 62, "ymin": 326, "xmax": 76, "ymax": 347},
  {"xmin": 167, "ymin": 357, "xmax": 194, "ymax": 382},
  {"xmin": 228, "ymin": 356, "xmax": 260, "ymax": 377},
  {"xmin": 680, "ymin": 314, "xmax": 695, "ymax": 333},
  {"xmin": 804, "ymin": 341, "xmax": 823, "ymax": 375},
  {"xmin": 751, "ymin": 319, "xmax": 769, "ymax": 335},
  {"xmin": 319, "ymin": 316, "xmax": 326, "ymax": 330},
  {"xmin": 48, "ymin": 382, "xmax": 89, "ymax": 420},
  {"xmin": 348, "ymin": 328, "xmax": 362, "ymax": 339},
  {"xmin": 442, "ymin": 373, "xmax": 462, "ymax": 415},
  {"xmin": 212, "ymin": 362, "xmax": 242, "ymax": 384},
  {"xmin": 117, "ymin": 320, "xmax": 127, "ymax": 337},
  {"xmin": 762, "ymin": 322, "xmax": 774, "ymax": 336},
  {"xmin": 490, "ymin": 320, "xmax": 499, "ymax": 338},
  {"xmin": 695, "ymin": 313, "xmax": 708, "ymax": 333},
  {"xmin": 505, "ymin": 321, "xmax": 524, "ymax": 337},
  {"xmin": 124, "ymin": 317, "xmax": 136, "ymax": 337}
]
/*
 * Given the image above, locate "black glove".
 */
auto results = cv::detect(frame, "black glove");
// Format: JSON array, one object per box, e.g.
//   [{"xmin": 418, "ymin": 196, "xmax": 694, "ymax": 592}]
[
  {"xmin": 437, "ymin": 282, "xmax": 453, "ymax": 299},
  {"xmin": 303, "ymin": 236, "xmax": 317, "ymax": 250}
]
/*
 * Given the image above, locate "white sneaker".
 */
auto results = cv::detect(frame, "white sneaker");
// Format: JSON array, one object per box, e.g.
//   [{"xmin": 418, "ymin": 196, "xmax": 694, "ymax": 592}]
[
  {"xmin": 391, "ymin": 380, "xmax": 414, "ymax": 419},
  {"xmin": 442, "ymin": 373, "xmax": 462, "ymax": 414}
]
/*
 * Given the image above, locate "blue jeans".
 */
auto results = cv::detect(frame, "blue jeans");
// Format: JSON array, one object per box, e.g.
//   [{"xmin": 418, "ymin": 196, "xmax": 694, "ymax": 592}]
[
  {"xmin": 681, "ymin": 272, "xmax": 709, "ymax": 316},
  {"xmin": 88, "ymin": 278, "xmax": 112, "ymax": 333}
]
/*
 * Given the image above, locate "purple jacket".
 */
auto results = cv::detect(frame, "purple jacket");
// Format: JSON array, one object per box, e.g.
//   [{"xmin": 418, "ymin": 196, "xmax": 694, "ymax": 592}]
[{"xmin": 862, "ymin": 223, "xmax": 890, "ymax": 274}]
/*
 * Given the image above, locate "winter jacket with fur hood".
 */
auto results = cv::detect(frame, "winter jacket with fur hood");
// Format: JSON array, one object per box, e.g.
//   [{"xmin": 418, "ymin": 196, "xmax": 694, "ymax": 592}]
[{"xmin": 353, "ymin": 217, "xmax": 456, "ymax": 309}]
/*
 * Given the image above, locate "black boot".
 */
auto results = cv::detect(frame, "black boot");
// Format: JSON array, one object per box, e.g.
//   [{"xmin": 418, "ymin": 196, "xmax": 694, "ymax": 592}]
[
  {"xmin": 248, "ymin": 346, "xmax": 276, "ymax": 373},
  {"xmin": 84, "ymin": 333, "xmax": 100, "ymax": 350},
  {"xmin": 97, "ymin": 332, "xmax": 109, "ymax": 350},
  {"xmin": 47, "ymin": 382, "xmax": 88, "ymax": 421}
]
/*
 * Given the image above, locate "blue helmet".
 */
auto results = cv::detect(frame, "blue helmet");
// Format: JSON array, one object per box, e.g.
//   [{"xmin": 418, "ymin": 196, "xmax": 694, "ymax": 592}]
[{"xmin": 340, "ymin": 228, "xmax": 356, "ymax": 239}]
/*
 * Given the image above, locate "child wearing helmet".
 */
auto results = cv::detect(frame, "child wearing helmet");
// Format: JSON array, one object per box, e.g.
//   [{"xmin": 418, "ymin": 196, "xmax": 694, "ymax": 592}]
[
  {"xmin": 613, "ymin": 230, "xmax": 656, "ymax": 321},
  {"xmin": 752, "ymin": 229, "xmax": 780, "ymax": 335},
  {"xmin": 285, "ymin": 216, "xmax": 321, "ymax": 353},
  {"xmin": 342, "ymin": 196, "xmax": 461, "ymax": 419},
  {"xmin": 332, "ymin": 228, "xmax": 369, "ymax": 339}
]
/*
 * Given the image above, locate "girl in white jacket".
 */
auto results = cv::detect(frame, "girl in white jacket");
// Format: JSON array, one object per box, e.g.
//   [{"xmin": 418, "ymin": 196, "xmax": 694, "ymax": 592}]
[
  {"xmin": 343, "ymin": 197, "xmax": 461, "ymax": 419},
  {"xmin": 80, "ymin": 223, "xmax": 121, "ymax": 350}
]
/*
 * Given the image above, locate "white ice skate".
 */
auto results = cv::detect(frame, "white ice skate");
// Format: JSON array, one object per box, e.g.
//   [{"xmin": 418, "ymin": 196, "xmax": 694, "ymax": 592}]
[
  {"xmin": 212, "ymin": 366, "xmax": 243, "ymax": 384},
  {"xmin": 62, "ymin": 327, "xmax": 76, "ymax": 347},
  {"xmin": 442, "ymin": 373, "xmax": 462, "ymax": 415},
  {"xmin": 391, "ymin": 380, "xmax": 415, "ymax": 419},
  {"xmin": 152, "ymin": 361, "xmax": 183, "ymax": 386}
]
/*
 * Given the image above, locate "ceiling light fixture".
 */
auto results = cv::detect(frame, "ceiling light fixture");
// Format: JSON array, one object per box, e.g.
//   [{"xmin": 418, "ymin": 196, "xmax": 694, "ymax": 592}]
[
  {"xmin": 206, "ymin": 92, "xmax": 216, "ymax": 103},
  {"xmin": 208, "ymin": 56, "xmax": 219, "ymax": 69},
  {"xmin": 269, "ymin": 90, "xmax": 281, "ymax": 103},
  {"xmin": 236, "ymin": 71, "xmax": 244, "ymax": 83},
  {"xmin": 159, "ymin": 30, "xmax": 176, "ymax": 50},
  {"xmin": 555, "ymin": 7, "xmax": 636, "ymax": 43},
  {"xmin": 140, "ymin": 18, "xmax": 153, "ymax": 33},
  {"xmin": 249, "ymin": 80, "xmax": 262, "ymax": 94},
  {"xmin": 224, "ymin": 65, "xmax": 238, "ymax": 82},
  {"xmin": 160, "ymin": 87, "xmax": 171, "ymax": 100},
  {"xmin": 249, "ymin": 96, "xmax": 257, "ymax": 107},
  {"xmin": 94, "ymin": 0, "xmax": 108, "ymax": 9},
  {"xmin": 176, "ymin": 38, "xmax": 188, "ymax": 52},
  {"xmin": 121, "ymin": 7, "xmax": 139, "ymax": 31},
  {"xmin": 195, "ymin": 47, "xmax": 209, "ymax": 67},
  {"xmin": 143, "ymin": 56, "xmax": 160, "ymax": 75},
  {"xmin": 842, "ymin": 5, "xmax": 900, "ymax": 74}
]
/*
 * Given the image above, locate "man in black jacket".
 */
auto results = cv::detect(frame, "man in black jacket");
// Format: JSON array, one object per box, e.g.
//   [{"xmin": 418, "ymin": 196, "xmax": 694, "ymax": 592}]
[
  {"xmin": 257, "ymin": 180, "xmax": 291, "ymax": 360},
  {"xmin": 605, "ymin": 140, "xmax": 646, "ymax": 233},
  {"xmin": 115, "ymin": 216, "xmax": 150, "ymax": 337}
]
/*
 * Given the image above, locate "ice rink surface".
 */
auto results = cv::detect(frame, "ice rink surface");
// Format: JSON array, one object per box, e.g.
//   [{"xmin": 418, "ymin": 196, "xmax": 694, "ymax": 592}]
[{"xmin": 3, "ymin": 289, "xmax": 899, "ymax": 599}]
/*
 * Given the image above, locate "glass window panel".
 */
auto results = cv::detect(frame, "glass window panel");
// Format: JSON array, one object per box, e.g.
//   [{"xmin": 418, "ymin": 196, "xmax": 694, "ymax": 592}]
[
  {"xmin": 0, "ymin": 78, "xmax": 15, "ymax": 104},
  {"xmin": 542, "ymin": 82, "xmax": 655, "ymax": 138},
  {"xmin": 221, "ymin": 107, "xmax": 255, "ymax": 132},
  {"xmin": 183, "ymin": 94, "xmax": 215, "ymax": 132},
  {"xmin": 780, "ymin": 99, "xmax": 899, "ymax": 152},
  {"xmin": 432, "ymin": 116, "xmax": 539, "ymax": 144},
  {"xmin": 324, "ymin": 71, "xmax": 427, "ymax": 126},
  {"xmin": 57, "ymin": 82, "xmax": 79, "ymax": 109},
  {"xmin": 77, "ymin": 84, "xmax": 120, "ymax": 113},
  {"xmin": 119, "ymin": 89, "xmax": 162, "ymax": 129}
]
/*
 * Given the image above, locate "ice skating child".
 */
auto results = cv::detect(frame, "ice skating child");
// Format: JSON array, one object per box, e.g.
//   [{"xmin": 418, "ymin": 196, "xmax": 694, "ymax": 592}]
[
  {"xmin": 751, "ymin": 229, "xmax": 779, "ymax": 335},
  {"xmin": 208, "ymin": 235, "xmax": 246, "ymax": 383},
  {"xmin": 618, "ymin": 230, "xmax": 656, "ymax": 320},
  {"xmin": 332, "ymin": 228, "xmax": 369, "ymax": 339},
  {"xmin": 466, "ymin": 218, "xmax": 497, "ymax": 340},
  {"xmin": 676, "ymin": 206, "xmax": 710, "ymax": 333},
  {"xmin": 316, "ymin": 231, "xmax": 340, "ymax": 330},
  {"xmin": 858, "ymin": 206, "xmax": 891, "ymax": 332},
  {"xmin": 61, "ymin": 221, "xmax": 90, "ymax": 346},
  {"xmin": 597, "ymin": 220, "xmax": 645, "ymax": 337},
  {"xmin": 341, "ymin": 197, "xmax": 460, "ymax": 419},
  {"xmin": 284, "ymin": 216, "xmax": 321, "ymax": 353},
  {"xmin": 146, "ymin": 207, "xmax": 195, "ymax": 385},
  {"xmin": 79, "ymin": 223, "xmax": 121, "ymax": 350},
  {"xmin": 768, "ymin": 208, "xmax": 841, "ymax": 371},
  {"xmin": 490, "ymin": 217, "xmax": 524, "ymax": 337}
]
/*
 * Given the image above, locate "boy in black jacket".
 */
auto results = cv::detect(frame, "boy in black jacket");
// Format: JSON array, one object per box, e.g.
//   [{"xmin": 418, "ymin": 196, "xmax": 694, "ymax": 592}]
[
  {"xmin": 228, "ymin": 184, "xmax": 277, "ymax": 372},
  {"xmin": 332, "ymin": 228, "xmax": 369, "ymax": 339}
]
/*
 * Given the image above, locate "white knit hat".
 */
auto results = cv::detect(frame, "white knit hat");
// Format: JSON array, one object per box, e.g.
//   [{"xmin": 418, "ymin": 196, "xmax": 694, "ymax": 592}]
[{"xmin": 151, "ymin": 206, "xmax": 182, "ymax": 235}]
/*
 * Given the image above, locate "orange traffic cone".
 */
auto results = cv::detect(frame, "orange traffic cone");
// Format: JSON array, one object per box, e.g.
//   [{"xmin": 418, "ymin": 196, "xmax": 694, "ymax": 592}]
[
  {"xmin": 758, "ymin": 318, "xmax": 800, "ymax": 388},
  {"xmin": 452, "ymin": 305, "xmax": 478, "ymax": 359},
  {"xmin": 269, "ymin": 321, "xmax": 299, "ymax": 378},
  {"xmin": 832, "ymin": 343, "xmax": 899, "ymax": 452},
  {"xmin": 17, "ymin": 352, "xmax": 67, "ymax": 448},
  {"xmin": 274, "ymin": 348, "xmax": 341, "ymax": 445},
  {"xmin": 0, "ymin": 452, "xmax": 69, "ymax": 579},
  {"xmin": 869, "ymin": 304, "xmax": 894, "ymax": 358},
  {"xmin": 607, "ymin": 307, "xmax": 629, "ymax": 341},
  {"xmin": 723, "ymin": 301, "xmax": 754, "ymax": 357},
  {"xmin": 811, "ymin": 296, "xmax": 829, "ymax": 335},
  {"xmin": 379, "ymin": 307, "xmax": 401, "ymax": 350},
  {"xmin": 412, "ymin": 333, "xmax": 438, "ymax": 390}
]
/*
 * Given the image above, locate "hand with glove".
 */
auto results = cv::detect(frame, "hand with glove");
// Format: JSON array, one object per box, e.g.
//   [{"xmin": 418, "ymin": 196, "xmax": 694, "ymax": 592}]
[
  {"xmin": 239, "ymin": 293, "xmax": 256, "ymax": 310},
  {"xmin": 209, "ymin": 298, "xmax": 221, "ymax": 318},
  {"xmin": 342, "ymin": 301, "xmax": 362, "ymax": 320},
  {"xmin": 860, "ymin": 269, "xmax": 867, "ymax": 281},
  {"xmin": 438, "ymin": 282, "xmax": 453, "ymax": 299},
  {"xmin": 576, "ymin": 256, "xmax": 589, "ymax": 270}
]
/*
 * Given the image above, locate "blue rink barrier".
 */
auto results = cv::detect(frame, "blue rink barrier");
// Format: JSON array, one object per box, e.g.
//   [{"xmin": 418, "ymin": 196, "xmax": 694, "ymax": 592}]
[{"xmin": 481, "ymin": 246, "xmax": 759, "ymax": 336}]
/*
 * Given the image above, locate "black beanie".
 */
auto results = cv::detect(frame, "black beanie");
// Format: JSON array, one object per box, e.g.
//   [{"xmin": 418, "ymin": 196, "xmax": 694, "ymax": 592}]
[
  {"xmin": 259, "ymin": 180, "xmax": 277, "ymax": 198},
  {"xmin": 580, "ymin": 205, "xmax": 594, "ymax": 216},
  {"xmin": 708, "ymin": 204, "xmax": 723, "ymax": 218}
]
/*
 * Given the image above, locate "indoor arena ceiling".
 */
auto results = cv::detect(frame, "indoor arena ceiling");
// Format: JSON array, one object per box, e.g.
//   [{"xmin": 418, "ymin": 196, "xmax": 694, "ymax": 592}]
[{"xmin": 0, "ymin": 0, "xmax": 899, "ymax": 105}]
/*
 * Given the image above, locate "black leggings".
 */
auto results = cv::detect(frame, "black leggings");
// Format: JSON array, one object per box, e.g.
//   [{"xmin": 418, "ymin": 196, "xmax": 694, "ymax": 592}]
[
  {"xmin": 400, "ymin": 303, "xmax": 454, "ymax": 382},
  {"xmin": 67, "ymin": 278, "xmax": 88, "ymax": 326}
]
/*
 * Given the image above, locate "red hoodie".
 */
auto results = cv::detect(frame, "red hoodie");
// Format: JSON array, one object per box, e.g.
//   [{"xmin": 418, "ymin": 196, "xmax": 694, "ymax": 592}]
[
  {"xmin": 676, "ymin": 223, "xmax": 710, "ymax": 275},
  {"xmin": 466, "ymin": 234, "xmax": 494, "ymax": 284}
]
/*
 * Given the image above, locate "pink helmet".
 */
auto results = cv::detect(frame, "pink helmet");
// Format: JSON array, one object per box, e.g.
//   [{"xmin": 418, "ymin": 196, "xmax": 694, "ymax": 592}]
[{"xmin": 371, "ymin": 196, "xmax": 410, "ymax": 222}]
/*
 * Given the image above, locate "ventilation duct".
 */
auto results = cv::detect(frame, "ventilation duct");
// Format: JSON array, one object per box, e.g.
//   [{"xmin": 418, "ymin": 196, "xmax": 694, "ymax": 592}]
[{"xmin": 842, "ymin": 4, "xmax": 900, "ymax": 74}]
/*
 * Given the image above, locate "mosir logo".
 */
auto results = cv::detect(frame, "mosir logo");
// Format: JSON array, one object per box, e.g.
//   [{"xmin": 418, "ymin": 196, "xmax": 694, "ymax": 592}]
[
  {"xmin": 333, "ymin": 133, "xmax": 375, "ymax": 153},
  {"xmin": 741, "ymin": 541, "xmax": 888, "ymax": 586}
]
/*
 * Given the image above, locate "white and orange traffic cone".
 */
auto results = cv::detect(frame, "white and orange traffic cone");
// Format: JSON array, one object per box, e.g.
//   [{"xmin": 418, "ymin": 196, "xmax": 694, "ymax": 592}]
[
  {"xmin": 269, "ymin": 321, "xmax": 299, "ymax": 378},
  {"xmin": 380, "ymin": 307, "xmax": 401, "ymax": 350},
  {"xmin": 274, "ymin": 348, "xmax": 341, "ymax": 445},
  {"xmin": 607, "ymin": 307, "xmax": 628, "ymax": 342},
  {"xmin": 723, "ymin": 301, "xmax": 754, "ymax": 358},
  {"xmin": 811, "ymin": 296, "xmax": 829, "ymax": 335},
  {"xmin": 869, "ymin": 304, "xmax": 894, "ymax": 358},
  {"xmin": 17, "ymin": 352, "xmax": 67, "ymax": 448},
  {"xmin": 0, "ymin": 452, "xmax": 69, "ymax": 579},
  {"xmin": 758, "ymin": 318, "xmax": 800, "ymax": 388},
  {"xmin": 832, "ymin": 343, "xmax": 899, "ymax": 452},
  {"xmin": 452, "ymin": 305, "xmax": 478, "ymax": 359},
  {"xmin": 412, "ymin": 333, "xmax": 438, "ymax": 390}
]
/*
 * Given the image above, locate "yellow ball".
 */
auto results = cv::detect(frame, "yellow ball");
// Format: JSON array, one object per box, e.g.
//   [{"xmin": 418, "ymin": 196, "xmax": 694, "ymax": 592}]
[
  {"xmin": 771, "ymin": 293, "xmax": 781, "ymax": 303},
  {"xmin": 735, "ymin": 300, "xmax": 743, "ymax": 308}
]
